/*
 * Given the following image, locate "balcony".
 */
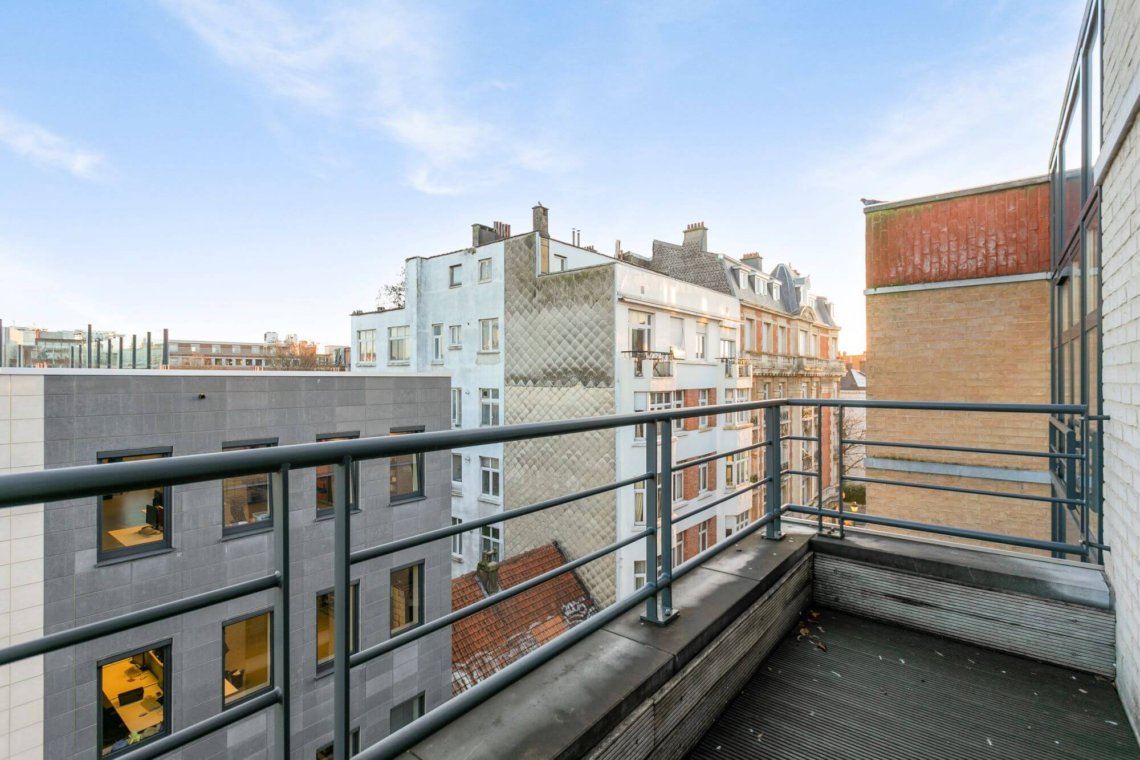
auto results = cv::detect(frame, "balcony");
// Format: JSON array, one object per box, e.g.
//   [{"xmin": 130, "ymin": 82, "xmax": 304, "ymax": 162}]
[
  {"xmin": 0, "ymin": 398, "xmax": 1133, "ymax": 759},
  {"xmin": 751, "ymin": 352, "xmax": 798, "ymax": 374},
  {"xmin": 796, "ymin": 355, "xmax": 846, "ymax": 375}
]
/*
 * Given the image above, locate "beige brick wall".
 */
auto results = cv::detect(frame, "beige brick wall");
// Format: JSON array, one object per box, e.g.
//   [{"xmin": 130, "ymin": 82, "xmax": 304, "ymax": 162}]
[
  {"xmin": 1100, "ymin": 0, "xmax": 1140, "ymax": 734},
  {"xmin": 864, "ymin": 280, "xmax": 1052, "ymax": 545}
]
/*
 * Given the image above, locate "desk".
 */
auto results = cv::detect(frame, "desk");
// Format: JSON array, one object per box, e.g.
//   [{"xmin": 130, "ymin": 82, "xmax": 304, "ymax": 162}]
[
  {"xmin": 107, "ymin": 526, "xmax": 163, "ymax": 548},
  {"xmin": 224, "ymin": 678, "xmax": 238, "ymax": 699},
  {"xmin": 102, "ymin": 660, "xmax": 163, "ymax": 735}
]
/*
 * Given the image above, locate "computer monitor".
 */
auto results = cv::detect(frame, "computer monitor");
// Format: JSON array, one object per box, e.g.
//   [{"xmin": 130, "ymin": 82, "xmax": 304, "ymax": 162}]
[
  {"xmin": 145, "ymin": 505, "xmax": 165, "ymax": 532},
  {"xmin": 119, "ymin": 687, "xmax": 144, "ymax": 706}
]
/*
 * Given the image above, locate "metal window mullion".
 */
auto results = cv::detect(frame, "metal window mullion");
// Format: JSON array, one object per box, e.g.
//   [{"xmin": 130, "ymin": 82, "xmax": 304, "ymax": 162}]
[
  {"xmin": 271, "ymin": 466, "xmax": 291, "ymax": 758},
  {"xmin": 334, "ymin": 457, "xmax": 352, "ymax": 760}
]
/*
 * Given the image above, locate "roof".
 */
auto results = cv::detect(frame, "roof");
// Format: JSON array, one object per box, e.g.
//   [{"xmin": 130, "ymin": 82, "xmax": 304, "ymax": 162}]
[
  {"xmin": 841, "ymin": 368, "xmax": 866, "ymax": 390},
  {"xmin": 451, "ymin": 544, "xmax": 597, "ymax": 695},
  {"xmin": 648, "ymin": 240, "xmax": 734, "ymax": 294}
]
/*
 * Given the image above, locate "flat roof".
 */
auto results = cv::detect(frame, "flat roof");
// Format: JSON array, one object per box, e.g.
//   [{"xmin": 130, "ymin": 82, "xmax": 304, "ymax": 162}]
[{"xmin": 862, "ymin": 174, "xmax": 1049, "ymax": 214}]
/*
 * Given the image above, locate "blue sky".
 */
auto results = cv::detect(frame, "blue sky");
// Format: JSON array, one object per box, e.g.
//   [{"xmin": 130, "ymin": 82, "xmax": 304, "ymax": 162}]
[{"xmin": 0, "ymin": 0, "xmax": 1085, "ymax": 352}]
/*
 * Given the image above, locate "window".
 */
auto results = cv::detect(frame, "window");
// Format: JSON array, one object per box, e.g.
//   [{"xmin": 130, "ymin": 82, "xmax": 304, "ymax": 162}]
[
  {"xmin": 699, "ymin": 463, "xmax": 710, "ymax": 493},
  {"xmin": 670, "ymin": 316, "xmax": 685, "ymax": 354},
  {"xmin": 761, "ymin": 324, "xmax": 772, "ymax": 353},
  {"xmin": 630, "ymin": 310, "xmax": 653, "ymax": 352},
  {"xmin": 388, "ymin": 325, "xmax": 410, "ymax": 362},
  {"xmin": 670, "ymin": 390, "xmax": 683, "ymax": 431},
  {"xmin": 481, "ymin": 525, "xmax": 503, "ymax": 561},
  {"xmin": 99, "ymin": 642, "xmax": 170, "ymax": 756},
  {"xmin": 223, "ymin": 611, "xmax": 271, "ymax": 707},
  {"xmin": 479, "ymin": 258, "xmax": 492, "ymax": 282},
  {"xmin": 673, "ymin": 536, "xmax": 683, "ymax": 567},
  {"xmin": 448, "ymin": 324, "xmax": 462, "ymax": 348},
  {"xmin": 316, "ymin": 583, "xmax": 359, "ymax": 673},
  {"xmin": 744, "ymin": 319, "xmax": 755, "ymax": 352},
  {"xmin": 432, "ymin": 324, "xmax": 444, "ymax": 361},
  {"xmin": 222, "ymin": 439, "xmax": 276, "ymax": 535},
  {"xmin": 391, "ymin": 563, "xmax": 423, "ymax": 634},
  {"xmin": 696, "ymin": 324, "xmax": 707, "ymax": 359},
  {"xmin": 633, "ymin": 481, "xmax": 646, "ymax": 524},
  {"xmin": 391, "ymin": 693, "xmax": 426, "ymax": 734},
  {"xmin": 212, "ymin": 344, "xmax": 221, "ymax": 353},
  {"xmin": 316, "ymin": 730, "xmax": 359, "ymax": 760},
  {"xmin": 389, "ymin": 428, "xmax": 424, "ymax": 503},
  {"xmin": 633, "ymin": 391, "xmax": 648, "ymax": 440},
  {"xmin": 672, "ymin": 470, "xmax": 684, "ymax": 501},
  {"xmin": 725, "ymin": 453, "xmax": 747, "ymax": 488},
  {"xmin": 480, "ymin": 318, "xmax": 500, "ymax": 351},
  {"xmin": 449, "ymin": 264, "xmax": 462, "ymax": 287},
  {"xmin": 698, "ymin": 521, "xmax": 709, "ymax": 552},
  {"xmin": 480, "ymin": 456, "xmax": 501, "ymax": 499},
  {"xmin": 480, "ymin": 388, "xmax": 500, "ymax": 426},
  {"xmin": 720, "ymin": 338, "xmax": 736, "ymax": 359},
  {"xmin": 315, "ymin": 433, "xmax": 359, "ymax": 516},
  {"xmin": 553, "ymin": 254, "xmax": 567, "ymax": 272},
  {"xmin": 97, "ymin": 448, "xmax": 172, "ymax": 560},
  {"xmin": 634, "ymin": 560, "xmax": 647, "ymax": 590},
  {"xmin": 357, "ymin": 329, "xmax": 376, "ymax": 364},
  {"xmin": 698, "ymin": 389, "xmax": 710, "ymax": 427},
  {"xmin": 777, "ymin": 326, "xmax": 787, "ymax": 354},
  {"xmin": 451, "ymin": 517, "xmax": 463, "ymax": 557},
  {"xmin": 451, "ymin": 388, "xmax": 463, "ymax": 428}
]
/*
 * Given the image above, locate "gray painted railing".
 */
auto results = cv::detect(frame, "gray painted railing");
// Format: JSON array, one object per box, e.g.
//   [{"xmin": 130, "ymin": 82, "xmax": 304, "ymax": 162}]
[{"xmin": 0, "ymin": 398, "xmax": 1096, "ymax": 760}]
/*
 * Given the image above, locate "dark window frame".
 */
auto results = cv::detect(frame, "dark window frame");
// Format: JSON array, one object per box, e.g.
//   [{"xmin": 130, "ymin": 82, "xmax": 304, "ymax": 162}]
[
  {"xmin": 97, "ymin": 639, "xmax": 173, "ymax": 758},
  {"xmin": 95, "ymin": 446, "xmax": 174, "ymax": 564},
  {"xmin": 221, "ymin": 438, "xmax": 277, "ymax": 537},
  {"xmin": 389, "ymin": 560, "xmax": 425, "ymax": 636},
  {"xmin": 316, "ymin": 728, "xmax": 360, "ymax": 759},
  {"xmin": 390, "ymin": 692, "xmax": 426, "ymax": 734},
  {"xmin": 221, "ymin": 608, "xmax": 274, "ymax": 709},
  {"xmin": 315, "ymin": 581, "xmax": 360, "ymax": 676},
  {"xmin": 388, "ymin": 426, "xmax": 425, "ymax": 504},
  {"xmin": 315, "ymin": 431, "xmax": 361, "ymax": 518}
]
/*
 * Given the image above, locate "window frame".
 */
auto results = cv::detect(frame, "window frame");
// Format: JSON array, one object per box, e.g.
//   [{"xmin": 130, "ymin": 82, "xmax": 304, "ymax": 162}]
[
  {"xmin": 451, "ymin": 517, "xmax": 463, "ymax": 557},
  {"xmin": 448, "ymin": 324, "xmax": 462, "ymax": 349},
  {"xmin": 387, "ymin": 325, "xmax": 411, "ymax": 363},
  {"xmin": 97, "ymin": 639, "xmax": 173, "ymax": 758},
  {"xmin": 479, "ymin": 318, "xmax": 500, "ymax": 352},
  {"xmin": 221, "ymin": 438, "xmax": 277, "ymax": 537},
  {"xmin": 316, "ymin": 728, "xmax": 360, "ymax": 759},
  {"xmin": 315, "ymin": 581, "xmax": 360, "ymax": 675},
  {"xmin": 479, "ymin": 388, "xmax": 501, "ymax": 426},
  {"xmin": 451, "ymin": 387, "xmax": 463, "ymax": 428},
  {"xmin": 390, "ymin": 692, "xmax": 426, "ymax": 734},
  {"xmin": 315, "ymin": 432, "xmax": 361, "ymax": 518},
  {"xmin": 389, "ymin": 426, "xmax": 425, "ymax": 504},
  {"xmin": 431, "ymin": 323, "xmax": 444, "ymax": 362},
  {"xmin": 480, "ymin": 524, "xmax": 503, "ymax": 561},
  {"xmin": 221, "ymin": 609, "xmax": 273, "ymax": 709},
  {"xmin": 96, "ymin": 446, "xmax": 174, "ymax": 563},
  {"xmin": 356, "ymin": 329, "xmax": 377, "ymax": 364},
  {"xmin": 478, "ymin": 257, "xmax": 492, "ymax": 282},
  {"xmin": 449, "ymin": 263, "xmax": 462, "ymax": 287},
  {"xmin": 479, "ymin": 455, "xmax": 502, "ymax": 501},
  {"xmin": 390, "ymin": 561, "xmax": 425, "ymax": 635}
]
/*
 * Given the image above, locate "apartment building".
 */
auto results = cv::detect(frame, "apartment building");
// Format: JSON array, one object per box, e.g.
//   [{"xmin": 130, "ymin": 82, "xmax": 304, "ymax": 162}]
[
  {"xmin": 168, "ymin": 334, "xmax": 348, "ymax": 371},
  {"xmin": 0, "ymin": 369, "xmax": 451, "ymax": 759},
  {"xmin": 351, "ymin": 207, "xmax": 754, "ymax": 605}
]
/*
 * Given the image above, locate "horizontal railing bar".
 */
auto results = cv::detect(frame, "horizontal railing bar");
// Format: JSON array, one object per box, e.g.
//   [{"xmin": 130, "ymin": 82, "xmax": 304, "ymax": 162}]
[
  {"xmin": 852, "ymin": 438, "xmax": 1083, "ymax": 460},
  {"xmin": 669, "ymin": 441, "xmax": 769, "ymax": 472},
  {"xmin": 781, "ymin": 468, "xmax": 819, "ymax": 478},
  {"xmin": 787, "ymin": 399, "xmax": 1087, "ymax": 414},
  {"xmin": 357, "ymin": 583, "xmax": 660, "ymax": 760},
  {"xmin": 351, "ymin": 474, "xmax": 650, "ymax": 565},
  {"xmin": 785, "ymin": 504, "xmax": 1087, "ymax": 556},
  {"xmin": 125, "ymin": 687, "xmax": 281, "ymax": 760},
  {"xmin": 351, "ymin": 528, "xmax": 653, "ymax": 667},
  {"xmin": 0, "ymin": 573, "xmax": 278, "ymax": 666},
  {"xmin": 780, "ymin": 435, "xmax": 819, "ymax": 443},
  {"xmin": 672, "ymin": 478, "xmax": 770, "ymax": 523},
  {"xmin": 669, "ymin": 509, "xmax": 782, "ymax": 582},
  {"xmin": 845, "ymin": 474, "xmax": 1082, "ymax": 505},
  {"xmin": 1086, "ymin": 541, "xmax": 1111, "ymax": 551}
]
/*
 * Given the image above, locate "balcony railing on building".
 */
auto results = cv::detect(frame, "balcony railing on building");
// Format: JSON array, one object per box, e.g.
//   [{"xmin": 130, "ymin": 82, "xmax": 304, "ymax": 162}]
[
  {"xmin": 0, "ymin": 396, "xmax": 1104, "ymax": 760},
  {"xmin": 721, "ymin": 357, "xmax": 751, "ymax": 378}
]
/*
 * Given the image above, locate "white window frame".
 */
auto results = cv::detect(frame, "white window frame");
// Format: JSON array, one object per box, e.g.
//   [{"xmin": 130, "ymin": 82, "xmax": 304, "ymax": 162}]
[
  {"xmin": 671, "ymin": 390, "xmax": 683, "ymax": 431},
  {"xmin": 673, "ymin": 536, "xmax": 683, "ymax": 567},
  {"xmin": 698, "ymin": 463, "xmax": 709, "ymax": 493},
  {"xmin": 553, "ymin": 254, "xmax": 567, "ymax": 272},
  {"xmin": 432, "ymin": 324, "xmax": 444, "ymax": 362},
  {"xmin": 633, "ymin": 560, "xmax": 647, "ymax": 590},
  {"xmin": 696, "ymin": 325, "xmax": 707, "ymax": 359},
  {"xmin": 451, "ymin": 517, "xmax": 463, "ymax": 557},
  {"xmin": 449, "ymin": 264, "xmax": 462, "ymax": 287},
  {"xmin": 451, "ymin": 453, "xmax": 463, "ymax": 483},
  {"xmin": 672, "ymin": 470, "xmax": 684, "ymax": 501},
  {"xmin": 478, "ymin": 258, "xmax": 492, "ymax": 283},
  {"xmin": 630, "ymin": 310, "xmax": 653, "ymax": 352},
  {"xmin": 451, "ymin": 388, "xmax": 462, "ymax": 428},
  {"xmin": 448, "ymin": 324, "xmax": 462, "ymax": 349},
  {"xmin": 633, "ymin": 481, "xmax": 646, "ymax": 525},
  {"xmin": 698, "ymin": 389, "xmax": 710, "ymax": 427},
  {"xmin": 356, "ymin": 329, "xmax": 376, "ymax": 364},
  {"xmin": 480, "ymin": 388, "xmax": 501, "ymax": 426},
  {"xmin": 480, "ymin": 456, "xmax": 501, "ymax": 500},
  {"xmin": 480, "ymin": 525, "xmax": 503, "ymax": 561},
  {"xmin": 480, "ymin": 318, "xmax": 500, "ymax": 352},
  {"xmin": 698, "ymin": 521, "xmax": 709, "ymax": 552},
  {"xmin": 388, "ymin": 326, "xmax": 410, "ymax": 362}
]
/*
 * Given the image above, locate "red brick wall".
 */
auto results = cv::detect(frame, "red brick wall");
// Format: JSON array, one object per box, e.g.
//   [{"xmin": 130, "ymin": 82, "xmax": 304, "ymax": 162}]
[
  {"xmin": 679, "ymin": 517, "xmax": 717, "ymax": 562},
  {"xmin": 706, "ymin": 388, "xmax": 716, "ymax": 426},
  {"xmin": 866, "ymin": 180, "xmax": 1050, "ymax": 288},
  {"xmin": 683, "ymin": 389, "xmax": 699, "ymax": 431}
]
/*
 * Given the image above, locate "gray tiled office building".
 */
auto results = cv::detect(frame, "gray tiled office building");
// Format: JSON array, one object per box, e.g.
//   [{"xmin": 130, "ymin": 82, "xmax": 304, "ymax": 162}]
[{"xmin": 0, "ymin": 370, "xmax": 452, "ymax": 759}]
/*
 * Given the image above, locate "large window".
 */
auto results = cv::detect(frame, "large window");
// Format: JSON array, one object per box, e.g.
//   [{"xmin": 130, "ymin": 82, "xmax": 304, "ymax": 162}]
[
  {"xmin": 480, "ymin": 456, "xmax": 501, "ymax": 500},
  {"xmin": 357, "ymin": 329, "xmax": 376, "ymax": 364},
  {"xmin": 698, "ymin": 520, "xmax": 709, "ymax": 552},
  {"xmin": 99, "ymin": 642, "xmax": 170, "ymax": 756},
  {"xmin": 480, "ymin": 388, "xmax": 500, "ymax": 426},
  {"xmin": 480, "ymin": 318, "xmax": 500, "ymax": 351},
  {"xmin": 696, "ymin": 324, "xmax": 707, "ymax": 359},
  {"xmin": 630, "ymin": 310, "xmax": 653, "ymax": 352},
  {"xmin": 391, "ymin": 693, "xmax": 425, "ymax": 734},
  {"xmin": 388, "ymin": 326, "xmax": 410, "ymax": 362},
  {"xmin": 97, "ymin": 448, "xmax": 172, "ymax": 560},
  {"xmin": 315, "ymin": 433, "xmax": 359, "ymax": 516},
  {"xmin": 222, "ymin": 439, "xmax": 275, "ymax": 535},
  {"xmin": 316, "ymin": 583, "xmax": 359, "ymax": 673},
  {"xmin": 698, "ymin": 389, "xmax": 710, "ymax": 427},
  {"xmin": 223, "ymin": 611, "xmax": 272, "ymax": 707},
  {"xmin": 389, "ymin": 427, "xmax": 424, "ymax": 503},
  {"xmin": 480, "ymin": 525, "xmax": 503, "ymax": 561},
  {"xmin": 390, "ymin": 563, "xmax": 423, "ymax": 634}
]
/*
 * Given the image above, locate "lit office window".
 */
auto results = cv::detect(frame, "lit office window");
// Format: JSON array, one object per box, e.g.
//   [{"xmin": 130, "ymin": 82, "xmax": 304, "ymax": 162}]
[
  {"xmin": 99, "ymin": 643, "xmax": 170, "ymax": 756},
  {"xmin": 222, "ymin": 439, "xmax": 275, "ymax": 534},
  {"xmin": 315, "ymin": 433, "xmax": 359, "ymax": 516},
  {"xmin": 391, "ymin": 693, "xmax": 425, "ymax": 734},
  {"xmin": 316, "ymin": 583, "xmax": 359, "ymax": 673},
  {"xmin": 316, "ymin": 730, "xmax": 359, "ymax": 760},
  {"xmin": 389, "ymin": 428, "xmax": 424, "ymax": 503},
  {"xmin": 390, "ymin": 563, "xmax": 423, "ymax": 634},
  {"xmin": 223, "ymin": 612, "xmax": 272, "ymax": 707},
  {"xmin": 97, "ymin": 448, "xmax": 172, "ymax": 560}
]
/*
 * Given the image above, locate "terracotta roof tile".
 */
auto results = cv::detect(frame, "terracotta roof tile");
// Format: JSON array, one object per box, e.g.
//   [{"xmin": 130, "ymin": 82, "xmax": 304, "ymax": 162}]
[{"xmin": 451, "ymin": 544, "xmax": 597, "ymax": 694}]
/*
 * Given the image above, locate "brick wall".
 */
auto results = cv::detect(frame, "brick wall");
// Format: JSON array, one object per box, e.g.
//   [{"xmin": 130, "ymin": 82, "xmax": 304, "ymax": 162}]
[
  {"xmin": 866, "ymin": 180, "xmax": 1050, "ymax": 288},
  {"xmin": 1100, "ymin": 0, "xmax": 1140, "ymax": 733}
]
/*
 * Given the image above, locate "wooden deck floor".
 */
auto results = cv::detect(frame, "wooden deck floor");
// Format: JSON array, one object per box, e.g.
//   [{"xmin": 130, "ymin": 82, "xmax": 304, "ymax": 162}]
[{"xmin": 688, "ymin": 609, "xmax": 1139, "ymax": 760}]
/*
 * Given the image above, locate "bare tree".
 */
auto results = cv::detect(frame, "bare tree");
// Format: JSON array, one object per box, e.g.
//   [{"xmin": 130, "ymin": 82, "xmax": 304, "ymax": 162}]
[
  {"xmin": 263, "ymin": 339, "xmax": 321, "ymax": 370},
  {"xmin": 377, "ymin": 266, "xmax": 406, "ymax": 310}
]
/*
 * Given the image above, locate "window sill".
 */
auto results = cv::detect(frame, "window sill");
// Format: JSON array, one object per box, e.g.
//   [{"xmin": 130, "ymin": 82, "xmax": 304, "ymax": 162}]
[
  {"xmin": 448, "ymin": 345, "xmax": 462, "ymax": 351},
  {"xmin": 479, "ymin": 279, "xmax": 492, "ymax": 285},
  {"xmin": 357, "ymin": 362, "xmax": 377, "ymax": 367},
  {"xmin": 388, "ymin": 360, "xmax": 410, "ymax": 367},
  {"xmin": 452, "ymin": 554, "xmax": 464, "ymax": 563},
  {"xmin": 96, "ymin": 545, "xmax": 175, "ymax": 567},
  {"xmin": 451, "ymin": 487, "xmax": 463, "ymax": 496},
  {"xmin": 431, "ymin": 360, "xmax": 444, "ymax": 366},
  {"xmin": 221, "ymin": 523, "xmax": 274, "ymax": 540},
  {"xmin": 477, "ymin": 496, "xmax": 502, "ymax": 506},
  {"xmin": 314, "ymin": 507, "xmax": 362, "ymax": 522},
  {"xmin": 390, "ymin": 495, "xmax": 427, "ymax": 507},
  {"xmin": 476, "ymin": 350, "xmax": 501, "ymax": 356}
]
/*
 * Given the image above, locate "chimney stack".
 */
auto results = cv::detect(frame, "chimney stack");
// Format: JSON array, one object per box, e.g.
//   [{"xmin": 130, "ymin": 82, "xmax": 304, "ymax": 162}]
[
  {"xmin": 494, "ymin": 221, "xmax": 511, "ymax": 239},
  {"xmin": 682, "ymin": 222, "xmax": 708, "ymax": 251},
  {"xmin": 476, "ymin": 550, "xmax": 500, "ymax": 594},
  {"xmin": 741, "ymin": 252, "xmax": 764, "ymax": 271},
  {"xmin": 532, "ymin": 203, "xmax": 549, "ymax": 237}
]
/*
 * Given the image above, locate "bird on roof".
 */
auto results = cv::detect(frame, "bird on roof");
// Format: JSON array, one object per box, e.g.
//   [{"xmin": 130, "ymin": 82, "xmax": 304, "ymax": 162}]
[{"xmin": 860, "ymin": 198, "xmax": 884, "ymax": 206}]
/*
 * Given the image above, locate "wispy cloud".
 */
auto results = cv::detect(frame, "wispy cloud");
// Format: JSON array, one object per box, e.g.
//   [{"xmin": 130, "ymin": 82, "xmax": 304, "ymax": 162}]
[
  {"xmin": 161, "ymin": 0, "xmax": 564, "ymax": 194},
  {"xmin": 0, "ymin": 109, "xmax": 105, "ymax": 179}
]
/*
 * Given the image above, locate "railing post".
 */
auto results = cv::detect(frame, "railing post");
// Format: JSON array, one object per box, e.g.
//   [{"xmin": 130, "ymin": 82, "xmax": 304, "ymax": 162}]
[
  {"xmin": 641, "ymin": 421, "xmax": 661, "ymax": 624},
  {"xmin": 764, "ymin": 405, "xmax": 784, "ymax": 540},
  {"xmin": 333, "ymin": 458, "xmax": 351, "ymax": 760},
  {"xmin": 659, "ymin": 422, "xmax": 677, "ymax": 620},
  {"xmin": 271, "ymin": 466, "xmax": 291, "ymax": 758},
  {"xmin": 836, "ymin": 405, "xmax": 845, "ymax": 539},
  {"xmin": 1057, "ymin": 427, "xmax": 1077, "ymax": 560}
]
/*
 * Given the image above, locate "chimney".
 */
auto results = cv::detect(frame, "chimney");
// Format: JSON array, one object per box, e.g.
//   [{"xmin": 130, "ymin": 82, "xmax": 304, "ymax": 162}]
[
  {"xmin": 741, "ymin": 252, "xmax": 764, "ymax": 271},
  {"xmin": 476, "ymin": 551, "xmax": 500, "ymax": 594},
  {"xmin": 472, "ymin": 223, "xmax": 496, "ymax": 247},
  {"xmin": 493, "ymin": 221, "xmax": 511, "ymax": 239},
  {"xmin": 682, "ymin": 222, "xmax": 708, "ymax": 251},
  {"xmin": 532, "ymin": 203, "xmax": 549, "ymax": 237}
]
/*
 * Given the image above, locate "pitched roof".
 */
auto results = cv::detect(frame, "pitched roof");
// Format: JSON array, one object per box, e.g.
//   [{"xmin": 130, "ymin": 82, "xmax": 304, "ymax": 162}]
[
  {"xmin": 648, "ymin": 240, "xmax": 735, "ymax": 294},
  {"xmin": 841, "ymin": 368, "xmax": 866, "ymax": 390},
  {"xmin": 451, "ymin": 544, "xmax": 597, "ymax": 694}
]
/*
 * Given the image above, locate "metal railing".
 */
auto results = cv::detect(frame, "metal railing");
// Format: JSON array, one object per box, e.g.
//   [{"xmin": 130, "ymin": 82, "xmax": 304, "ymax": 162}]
[{"xmin": 0, "ymin": 398, "xmax": 1100, "ymax": 760}]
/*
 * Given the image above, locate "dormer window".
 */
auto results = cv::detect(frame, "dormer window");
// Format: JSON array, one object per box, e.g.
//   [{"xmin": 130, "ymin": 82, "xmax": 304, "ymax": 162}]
[
  {"xmin": 736, "ymin": 269, "xmax": 747, "ymax": 288},
  {"xmin": 770, "ymin": 283, "xmax": 780, "ymax": 300}
]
